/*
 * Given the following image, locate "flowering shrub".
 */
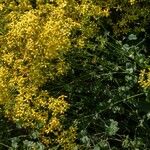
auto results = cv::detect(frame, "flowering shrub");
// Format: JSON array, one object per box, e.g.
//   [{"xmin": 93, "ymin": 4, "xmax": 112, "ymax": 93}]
[
  {"xmin": 0, "ymin": 0, "xmax": 109, "ymax": 149},
  {"xmin": 0, "ymin": 1, "xmax": 78, "ymax": 149},
  {"xmin": 0, "ymin": 0, "xmax": 150, "ymax": 149}
]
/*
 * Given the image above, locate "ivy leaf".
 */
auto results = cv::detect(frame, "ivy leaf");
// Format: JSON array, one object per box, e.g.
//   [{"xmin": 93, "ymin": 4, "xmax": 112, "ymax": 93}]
[{"xmin": 128, "ymin": 34, "xmax": 137, "ymax": 40}]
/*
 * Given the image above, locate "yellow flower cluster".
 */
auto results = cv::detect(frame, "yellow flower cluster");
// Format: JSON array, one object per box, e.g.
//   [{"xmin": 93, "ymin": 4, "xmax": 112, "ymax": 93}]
[
  {"xmin": 79, "ymin": 3, "xmax": 109, "ymax": 17},
  {"xmin": 0, "ymin": 1, "xmax": 78, "ymax": 148},
  {"xmin": 57, "ymin": 126, "xmax": 78, "ymax": 150},
  {"xmin": 0, "ymin": 0, "xmax": 110, "ymax": 148},
  {"xmin": 138, "ymin": 69, "xmax": 150, "ymax": 89},
  {"xmin": 48, "ymin": 96, "xmax": 70, "ymax": 116},
  {"xmin": 129, "ymin": 0, "xmax": 136, "ymax": 5}
]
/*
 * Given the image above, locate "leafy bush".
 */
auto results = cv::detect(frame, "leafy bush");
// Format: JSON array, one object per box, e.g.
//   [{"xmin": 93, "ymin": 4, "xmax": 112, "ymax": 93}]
[{"xmin": 0, "ymin": 0, "xmax": 149, "ymax": 149}]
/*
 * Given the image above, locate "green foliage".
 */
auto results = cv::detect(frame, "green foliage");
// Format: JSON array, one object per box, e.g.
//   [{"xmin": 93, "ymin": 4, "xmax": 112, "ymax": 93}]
[
  {"xmin": 61, "ymin": 32, "xmax": 149, "ymax": 149},
  {"xmin": 105, "ymin": 119, "xmax": 119, "ymax": 136}
]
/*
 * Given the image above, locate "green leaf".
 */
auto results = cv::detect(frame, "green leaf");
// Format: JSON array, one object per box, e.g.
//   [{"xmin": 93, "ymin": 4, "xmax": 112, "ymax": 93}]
[
  {"xmin": 128, "ymin": 34, "xmax": 137, "ymax": 40},
  {"xmin": 105, "ymin": 119, "xmax": 119, "ymax": 136},
  {"xmin": 93, "ymin": 145, "xmax": 100, "ymax": 150}
]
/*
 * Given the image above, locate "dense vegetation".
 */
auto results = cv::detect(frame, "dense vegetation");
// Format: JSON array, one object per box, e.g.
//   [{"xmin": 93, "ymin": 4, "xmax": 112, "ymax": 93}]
[{"xmin": 0, "ymin": 0, "xmax": 149, "ymax": 149}]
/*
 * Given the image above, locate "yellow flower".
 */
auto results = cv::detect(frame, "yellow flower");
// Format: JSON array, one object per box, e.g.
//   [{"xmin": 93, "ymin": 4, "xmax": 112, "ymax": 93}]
[
  {"xmin": 129, "ymin": 0, "xmax": 136, "ymax": 5},
  {"xmin": 0, "ymin": 3, "xmax": 4, "ymax": 11},
  {"xmin": 138, "ymin": 69, "xmax": 150, "ymax": 89}
]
